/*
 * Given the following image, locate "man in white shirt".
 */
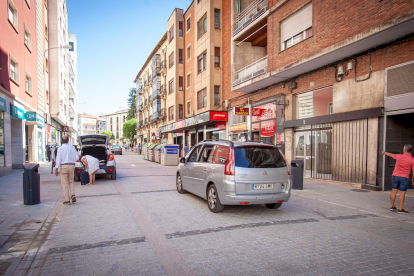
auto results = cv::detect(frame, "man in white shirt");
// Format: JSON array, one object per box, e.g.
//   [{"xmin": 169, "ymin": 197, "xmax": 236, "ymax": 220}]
[{"xmin": 55, "ymin": 136, "xmax": 79, "ymax": 204}]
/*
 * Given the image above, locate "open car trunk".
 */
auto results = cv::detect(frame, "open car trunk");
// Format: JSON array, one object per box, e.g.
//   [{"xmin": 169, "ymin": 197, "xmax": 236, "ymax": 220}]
[{"xmin": 81, "ymin": 146, "xmax": 107, "ymax": 165}]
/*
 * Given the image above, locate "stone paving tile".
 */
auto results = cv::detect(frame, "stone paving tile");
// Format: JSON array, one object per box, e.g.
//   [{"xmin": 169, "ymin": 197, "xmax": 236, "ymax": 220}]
[
  {"xmin": 133, "ymin": 187, "xmax": 365, "ymax": 236},
  {"xmin": 40, "ymin": 242, "xmax": 166, "ymax": 276},
  {"xmin": 170, "ymin": 222, "xmax": 414, "ymax": 276},
  {"xmin": 49, "ymin": 194, "xmax": 143, "ymax": 249}
]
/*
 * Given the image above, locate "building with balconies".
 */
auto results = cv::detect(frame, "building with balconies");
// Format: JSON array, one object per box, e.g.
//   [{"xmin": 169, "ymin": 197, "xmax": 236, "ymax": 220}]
[
  {"xmin": 222, "ymin": 0, "xmax": 414, "ymax": 190},
  {"xmin": 68, "ymin": 33, "xmax": 78, "ymax": 144},
  {"xmin": 77, "ymin": 113, "xmax": 97, "ymax": 136},
  {"xmin": 104, "ymin": 109, "xmax": 128, "ymax": 141},
  {"xmin": 134, "ymin": 32, "xmax": 168, "ymax": 145}
]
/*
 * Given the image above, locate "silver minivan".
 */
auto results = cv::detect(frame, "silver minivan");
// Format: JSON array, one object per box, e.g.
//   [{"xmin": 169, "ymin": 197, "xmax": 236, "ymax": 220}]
[{"xmin": 176, "ymin": 140, "xmax": 291, "ymax": 213}]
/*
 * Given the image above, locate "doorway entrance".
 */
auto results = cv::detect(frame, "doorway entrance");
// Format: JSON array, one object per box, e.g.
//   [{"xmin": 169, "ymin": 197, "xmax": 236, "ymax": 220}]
[{"xmin": 294, "ymin": 125, "xmax": 332, "ymax": 179}]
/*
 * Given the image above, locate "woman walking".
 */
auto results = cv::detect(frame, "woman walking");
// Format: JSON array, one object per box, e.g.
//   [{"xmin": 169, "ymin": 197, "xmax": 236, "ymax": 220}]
[{"xmin": 80, "ymin": 155, "xmax": 100, "ymax": 185}]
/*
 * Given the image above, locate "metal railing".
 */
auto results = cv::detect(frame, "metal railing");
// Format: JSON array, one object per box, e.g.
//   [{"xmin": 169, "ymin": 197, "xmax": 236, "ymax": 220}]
[
  {"xmin": 158, "ymin": 108, "xmax": 166, "ymax": 119},
  {"xmin": 144, "ymin": 118, "xmax": 148, "ymax": 125},
  {"xmin": 233, "ymin": 0, "xmax": 267, "ymax": 36},
  {"xmin": 161, "ymin": 60, "xmax": 166, "ymax": 69},
  {"xmin": 144, "ymin": 99, "xmax": 148, "ymax": 106},
  {"xmin": 233, "ymin": 56, "xmax": 267, "ymax": 86}
]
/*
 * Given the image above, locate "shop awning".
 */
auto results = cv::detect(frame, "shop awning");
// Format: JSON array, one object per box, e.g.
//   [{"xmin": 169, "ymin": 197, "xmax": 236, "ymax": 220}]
[{"xmin": 161, "ymin": 111, "xmax": 228, "ymax": 133}]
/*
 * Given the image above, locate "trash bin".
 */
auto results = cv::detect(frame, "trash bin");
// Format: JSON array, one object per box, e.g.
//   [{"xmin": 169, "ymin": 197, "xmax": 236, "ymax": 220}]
[
  {"xmin": 23, "ymin": 163, "xmax": 41, "ymax": 205},
  {"xmin": 149, "ymin": 144, "xmax": 158, "ymax": 162},
  {"xmin": 291, "ymin": 160, "xmax": 304, "ymax": 190},
  {"xmin": 160, "ymin": 144, "xmax": 180, "ymax": 166},
  {"xmin": 154, "ymin": 145, "xmax": 162, "ymax": 163},
  {"xmin": 143, "ymin": 142, "xmax": 153, "ymax": 160}
]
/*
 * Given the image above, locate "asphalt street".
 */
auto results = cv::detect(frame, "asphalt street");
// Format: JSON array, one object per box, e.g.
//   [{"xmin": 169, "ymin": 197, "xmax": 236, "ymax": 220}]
[{"xmin": 1, "ymin": 151, "xmax": 414, "ymax": 276}]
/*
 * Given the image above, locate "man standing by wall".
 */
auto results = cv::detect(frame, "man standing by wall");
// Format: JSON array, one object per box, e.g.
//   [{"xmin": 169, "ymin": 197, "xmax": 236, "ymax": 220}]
[
  {"xmin": 382, "ymin": 144, "xmax": 414, "ymax": 213},
  {"xmin": 55, "ymin": 136, "xmax": 79, "ymax": 205}
]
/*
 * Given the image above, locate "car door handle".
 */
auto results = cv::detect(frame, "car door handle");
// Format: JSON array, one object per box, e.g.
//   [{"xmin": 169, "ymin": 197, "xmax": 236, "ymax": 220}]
[{"xmin": 203, "ymin": 168, "xmax": 208, "ymax": 171}]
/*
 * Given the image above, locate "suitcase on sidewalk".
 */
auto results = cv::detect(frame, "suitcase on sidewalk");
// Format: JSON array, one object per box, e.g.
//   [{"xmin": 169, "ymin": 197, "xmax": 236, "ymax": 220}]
[{"xmin": 80, "ymin": 171, "xmax": 90, "ymax": 185}]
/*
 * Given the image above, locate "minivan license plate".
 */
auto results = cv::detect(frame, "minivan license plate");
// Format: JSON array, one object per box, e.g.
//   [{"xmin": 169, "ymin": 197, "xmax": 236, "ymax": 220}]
[{"xmin": 252, "ymin": 184, "xmax": 273, "ymax": 189}]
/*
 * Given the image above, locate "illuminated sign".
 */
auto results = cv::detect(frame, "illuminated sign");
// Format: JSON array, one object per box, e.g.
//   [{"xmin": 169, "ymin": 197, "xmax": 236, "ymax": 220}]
[{"xmin": 230, "ymin": 122, "xmax": 247, "ymax": 132}]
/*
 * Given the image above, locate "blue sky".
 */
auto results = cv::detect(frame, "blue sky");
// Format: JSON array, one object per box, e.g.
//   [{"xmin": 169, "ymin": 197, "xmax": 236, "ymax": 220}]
[{"xmin": 67, "ymin": 0, "xmax": 191, "ymax": 117}]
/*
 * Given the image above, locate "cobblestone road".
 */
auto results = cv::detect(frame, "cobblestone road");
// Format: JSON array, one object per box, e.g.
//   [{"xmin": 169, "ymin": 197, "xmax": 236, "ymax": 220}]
[{"xmin": 1, "ymin": 151, "xmax": 414, "ymax": 276}]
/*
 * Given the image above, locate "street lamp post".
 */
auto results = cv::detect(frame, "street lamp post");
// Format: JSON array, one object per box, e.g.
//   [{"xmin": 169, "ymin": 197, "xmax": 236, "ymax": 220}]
[{"xmin": 44, "ymin": 44, "xmax": 72, "ymax": 56}]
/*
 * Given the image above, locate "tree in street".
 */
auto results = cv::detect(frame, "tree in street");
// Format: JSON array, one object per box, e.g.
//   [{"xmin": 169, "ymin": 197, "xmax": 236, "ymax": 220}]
[
  {"xmin": 127, "ymin": 88, "xmax": 137, "ymax": 120},
  {"xmin": 101, "ymin": 130, "xmax": 114, "ymax": 140},
  {"xmin": 123, "ymin": 119, "xmax": 137, "ymax": 140}
]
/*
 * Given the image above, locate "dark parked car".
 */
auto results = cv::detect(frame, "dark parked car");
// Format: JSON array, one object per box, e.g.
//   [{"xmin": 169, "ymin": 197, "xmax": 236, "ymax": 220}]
[{"xmin": 110, "ymin": 145, "xmax": 123, "ymax": 155}]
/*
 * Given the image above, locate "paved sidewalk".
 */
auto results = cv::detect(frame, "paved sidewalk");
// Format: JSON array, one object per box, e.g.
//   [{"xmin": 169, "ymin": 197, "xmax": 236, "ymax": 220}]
[{"xmin": 0, "ymin": 153, "xmax": 413, "ymax": 275}]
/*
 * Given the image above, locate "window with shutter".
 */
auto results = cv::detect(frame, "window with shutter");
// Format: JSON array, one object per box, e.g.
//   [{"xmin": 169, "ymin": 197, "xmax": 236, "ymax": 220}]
[
  {"xmin": 179, "ymin": 77, "xmax": 183, "ymax": 91},
  {"xmin": 214, "ymin": 86, "xmax": 220, "ymax": 106},
  {"xmin": 280, "ymin": 3, "xmax": 313, "ymax": 51},
  {"xmin": 179, "ymin": 49, "xmax": 183, "ymax": 64},
  {"xmin": 214, "ymin": 9, "xmax": 220, "ymax": 29},
  {"xmin": 197, "ymin": 13, "xmax": 207, "ymax": 39},
  {"xmin": 169, "ymin": 52, "xmax": 174, "ymax": 68},
  {"xmin": 179, "ymin": 22, "xmax": 183, "ymax": 37},
  {"xmin": 214, "ymin": 47, "xmax": 220, "ymax": 67},
  {"xmin": 187, "ymin": 17, "xmax": 191, "ymax": 31}
]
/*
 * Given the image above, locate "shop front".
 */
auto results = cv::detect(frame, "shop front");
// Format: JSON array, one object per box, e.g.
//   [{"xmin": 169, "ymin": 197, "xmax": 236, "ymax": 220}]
[
  {"xmin": 228, "ymin": 96, "xmax": 285, "ymax": 151},
  {"xmin": 161, "ymin": 111, "xmax": 228, "ymax": 156},
  {"xmin": 0, "ymin": 96, "xmax": 8, "ymax": 176}
]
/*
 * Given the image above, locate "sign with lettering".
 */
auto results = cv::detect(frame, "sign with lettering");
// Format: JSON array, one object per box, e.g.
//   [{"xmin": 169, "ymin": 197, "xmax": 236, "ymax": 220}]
[
  {"xmin": 62, "ymin": 126, "xmax": 70, "ymax": 132},
  {"xmin": 10, "ymin": 104, "xmax": 25, "ymax": 120},
  {"xmin": 234, "ymin": 107, "xmax": 249, "ymax": 116},
  {"xmin": 173, "ymin": 120, "xmax": 185, "ymax": 129},
  {"xmin": 210, "ymin": 111, "xmax": 228, "ymax": 121},
  {"xmin": 260, "ymin": 120, "xmax": 276, "ymax": 137},
  {"xmin": 25, "ymin": 111, "xmax": 37, "ymax": 121},
  {"xmin": 230, "ymin": 122, "xmax": 247, "ymax": 132},
  {"xmin": 252, "ymin": 102, "xmax": 277, "ymax": 122},
  {"xmin": 0, "ymin": 97, "xmax": 6, "ymax": 112},
  {"xmin": 215, "ymin": 123, "xmax": 226, "ymax": 130}
]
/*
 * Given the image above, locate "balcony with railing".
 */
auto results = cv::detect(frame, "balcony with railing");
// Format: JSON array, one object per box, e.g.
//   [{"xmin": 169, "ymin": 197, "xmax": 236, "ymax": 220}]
[
  {"xmin": 160, "ymin": 60, "xmax": 167, "ymax": 74},
  {"xmin": 144, "ymin": 118, "xmax": 148, "ymax": 125},
  {"xmin": 160, "ymin": 84, "xmax": 167, "ymax": 95},
  {"xmin": 144, "ymin": 98, "xmax": 148, "ymax": 106},
  {"xmin": 233, "ymin": 0, "xmax": 268, "ymax": 37},
  {"xmin": 158, "ymin": 108, "xmax": 166, "ymax": 120},
  {"xmin": 233, "ymin": 56, "xmax": 267, "ymax": 87}
]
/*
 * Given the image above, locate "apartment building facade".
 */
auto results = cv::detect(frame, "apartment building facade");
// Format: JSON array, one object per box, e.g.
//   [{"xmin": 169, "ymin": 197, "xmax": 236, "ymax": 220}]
[
  {"xmin": 104, "ymin": 109, "xmax": 128, "ymax": 140},
  {"xmin": 1, "ymin": 0, "xmax": 39, "ymax": 176},
  {"xmin": 154, "ymin": 1, "xmax": 226, "ymax": 156},
  {"xmin": 47, "ymin": 0, "xmax": 76, "ymax": 144},
  {"xmin": 77, "ymin": 113, "xmax": 97, "ymax": 136},
  {"xmin": 97, "ymin": 116, "xmax": 106, "ymax": 134},
  {"xmin": 68, "ymin": 33, "xmax": 78, "ymax": 143},
  {"xmin": 134, "ymin": 33, "xmax": 168, "ymax": 145},
  {"xmin": 222, "ymin": 0, "xmax": 414, "ymax": 190}
]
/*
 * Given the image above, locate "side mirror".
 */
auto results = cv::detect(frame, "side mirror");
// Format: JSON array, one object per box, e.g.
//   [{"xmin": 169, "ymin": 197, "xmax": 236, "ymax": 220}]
[{"xmin": 180, "ymin": 157, "xmax": 186, "ymax": 164}]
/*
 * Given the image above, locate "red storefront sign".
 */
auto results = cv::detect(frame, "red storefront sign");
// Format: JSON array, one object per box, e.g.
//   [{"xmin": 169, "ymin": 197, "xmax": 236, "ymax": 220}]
[
  {"xmin": 215, "ymin": 123, "xmax": 226, "ymax": 130},
  {"xmin": 234, "ymin": 107, "xmax": 249, "ymax": 115},
  {"xmin": 230, "ymin": 122, "xmax": 247, "ymax": 132},
  {"xmin": 260, "ymin": 120, "xmax": 276, "ymax": 137},
  {"xmin": 252, "ymin": 102, "xmax": 277, "ymax": 122},
  {"xmin": 173, "ymin": 120, "xmax": 185, "ymax": 129},
  {"xmin": 210, "ymin": 111, "xmax": 228, "ymax": 121}
]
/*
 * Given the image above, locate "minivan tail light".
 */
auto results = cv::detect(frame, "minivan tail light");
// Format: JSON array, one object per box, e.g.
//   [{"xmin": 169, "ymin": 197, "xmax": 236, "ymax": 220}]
[
  {"xmin": 224, "ymin": 147, "xmax": 235, "ymax": 175},
  {"xmin": 278, "ymin": 149, "xmax": 289, "ymax": 175},
  {"xmin": 108, "ymin": 154, "xmax": 114, "ymax": 161}
]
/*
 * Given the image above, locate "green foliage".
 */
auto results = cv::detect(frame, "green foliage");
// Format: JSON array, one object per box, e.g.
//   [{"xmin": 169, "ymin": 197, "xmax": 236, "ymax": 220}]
[
  {"xmin": 101, "ymin": 130, "xmax": 114, "ymax": 139},
  {"xmin": 127, "ymin": 88, "xmax": 137, "ymax": 120},
  {"xmin": 122, "ymin": 119, "xmax": 137, "ymax": 140}
]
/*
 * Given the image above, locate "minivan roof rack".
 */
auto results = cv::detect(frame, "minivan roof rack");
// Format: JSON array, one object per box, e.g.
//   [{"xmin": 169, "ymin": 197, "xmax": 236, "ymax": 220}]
[{"xmin": 202, "ymin": 139, "xmax": 234, "ymax": 147}]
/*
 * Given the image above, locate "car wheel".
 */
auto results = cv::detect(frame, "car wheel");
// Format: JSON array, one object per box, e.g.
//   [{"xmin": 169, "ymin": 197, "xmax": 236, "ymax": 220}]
[
  {"xmin": 265, "ymin": 203, "xmax": 282, "ymax": 209},
  {"xmin": 111, "ymin": 169, "xmax": 117, "ymax": 180},
  {"xmin": 207, "ymin": 184, "xmax": 224, "ymax": 213},
  {"xmin": 74, "ymin": 174, "xmax": 80, "ymax": 182},
  {"xmin": 176, "ymin": 173, "xmax": 186, "ymax": 194}
]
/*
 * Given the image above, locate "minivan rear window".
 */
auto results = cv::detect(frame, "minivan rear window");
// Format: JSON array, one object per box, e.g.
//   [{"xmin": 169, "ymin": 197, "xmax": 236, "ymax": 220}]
[{"xmin": 234, "ymin": 147, "xmax": 286, "ymax": 168}]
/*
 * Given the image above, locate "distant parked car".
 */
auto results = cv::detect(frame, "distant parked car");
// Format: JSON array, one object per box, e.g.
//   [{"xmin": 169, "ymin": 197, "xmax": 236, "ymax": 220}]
[
  {"xmin": 110, "ymin": 145, "xmax": 123, "ymax": 155},
  {"xmin": 176, "ymin": 139, "xmax": 291, "ymax": 213},
  {"xmin": 74, "ymin": 134, "xmax": 117, "ymax": 181}
]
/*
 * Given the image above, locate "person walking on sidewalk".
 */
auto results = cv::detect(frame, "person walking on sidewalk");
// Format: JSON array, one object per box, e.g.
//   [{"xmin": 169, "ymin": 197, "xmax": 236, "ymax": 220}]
[
  {"xmin": 382, "ymin": 144, "xmax": 414, "ymax": 214},
  {"xmin": 54, "ymin": 136, "xmax": 80, "ymax": 205},
  {"xmin": 46, "ymin": 144, "xmax": 51, "ymax": 162},
  {"xmin": 138, "ymin": 144, "xmax": 141, "ymax": 155}
]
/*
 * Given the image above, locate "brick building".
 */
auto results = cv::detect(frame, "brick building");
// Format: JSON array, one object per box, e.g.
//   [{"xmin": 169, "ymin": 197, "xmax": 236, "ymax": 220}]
[{"xmin": 222, "ymin": 0, "xmax": 414, "ymax": 190}]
